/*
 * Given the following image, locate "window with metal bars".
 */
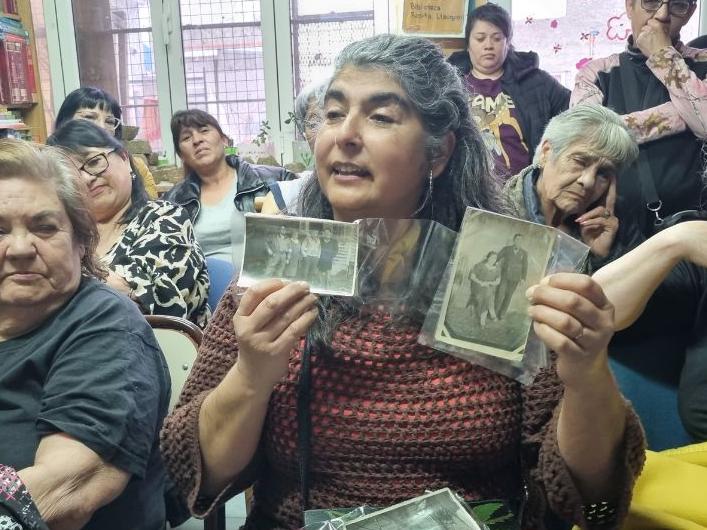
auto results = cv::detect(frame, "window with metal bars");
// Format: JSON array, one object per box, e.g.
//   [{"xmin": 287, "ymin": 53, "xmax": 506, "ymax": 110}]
[
  {"xmin": 179, "ymin": 0, "xmax": 265, "ymax": 145},
  {"xmin": 290, "ymin": 0, "xmax": 375, "ymax": 95},
  {"xmin": 67, "ymin": 0, "xmax": 378, "ymax": 155},
  {"xmin": 72, "ymin": 0, "xmax": 162, "ymax": 150}
]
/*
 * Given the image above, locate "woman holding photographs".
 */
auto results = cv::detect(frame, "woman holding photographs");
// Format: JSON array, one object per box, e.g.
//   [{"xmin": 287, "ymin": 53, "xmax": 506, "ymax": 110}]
[
  {"xmin": 161, "ymin": 35, "xmax": 644, "ymax": 529},
  {"xmin": 502, "ymin": 104, "xmax": 641, "ymax": 270}
]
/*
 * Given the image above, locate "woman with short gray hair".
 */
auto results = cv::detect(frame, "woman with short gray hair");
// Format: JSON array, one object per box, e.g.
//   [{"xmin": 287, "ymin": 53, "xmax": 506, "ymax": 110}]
[
  {"xmin": 504, "ymin": 104, "xmax": 640, "ymax": 266},
  {"xmin": 261, "ymin": 76, "xmax": 331, "ymax": 215},
  {"xmin": 0, "ymin": 139, "xmax": 169, "ymax": 530}
]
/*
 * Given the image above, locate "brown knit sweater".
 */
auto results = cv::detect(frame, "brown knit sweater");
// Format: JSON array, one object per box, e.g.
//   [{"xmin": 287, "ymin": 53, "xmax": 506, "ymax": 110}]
[{"xmin": 160, "ymin": 281, "xmax": 645, "ymax": 530}]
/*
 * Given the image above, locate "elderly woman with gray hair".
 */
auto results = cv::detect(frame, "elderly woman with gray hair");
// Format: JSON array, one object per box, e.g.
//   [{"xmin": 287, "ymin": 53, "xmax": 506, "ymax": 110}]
[
  {"xmin": 503, "ymin": 104, "xmax": 640, "ymax": 268},
  {"xmin": 261, "ymin": 77, "xmax": 330, "ymax": 215},
  {"xmin": 0, "ymin": 139, "xmax": 169, "ymax": 530}
]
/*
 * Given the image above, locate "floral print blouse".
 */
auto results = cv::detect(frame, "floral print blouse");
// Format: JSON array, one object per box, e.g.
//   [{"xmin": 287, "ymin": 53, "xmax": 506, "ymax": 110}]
[{"xmin": 105, "ymin": 200, "xmax": 210, "ymax": 327}]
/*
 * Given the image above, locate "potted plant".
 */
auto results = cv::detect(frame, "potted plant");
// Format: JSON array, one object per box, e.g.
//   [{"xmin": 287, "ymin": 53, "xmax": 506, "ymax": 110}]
[{"xmin": 236, "ymin": 120, "xmax": 278, "ymax": 165}]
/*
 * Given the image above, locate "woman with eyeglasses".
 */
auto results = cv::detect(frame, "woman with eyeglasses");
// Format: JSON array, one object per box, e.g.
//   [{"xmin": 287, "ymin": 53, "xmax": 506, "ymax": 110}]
[
  {"xmin": 48, "ymin": 119, "xmax": 210, "ymax": 327},
  {"xmin": 571, "ymin": 0, "xmax": 705, "ymax": 238},
  {"xmin": 54, "ymin": 87, "xmax": 159, "ymax": 199}
]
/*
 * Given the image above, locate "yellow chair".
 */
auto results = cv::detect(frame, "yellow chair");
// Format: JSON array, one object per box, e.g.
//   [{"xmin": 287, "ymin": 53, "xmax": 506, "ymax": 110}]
[
  {"xmin": 623, "ymin": 442, "xmax": 707, "ymax": 530},
  {"xmin": 573, "ymin": 442, "xmax": 707, "ymax": 530}
]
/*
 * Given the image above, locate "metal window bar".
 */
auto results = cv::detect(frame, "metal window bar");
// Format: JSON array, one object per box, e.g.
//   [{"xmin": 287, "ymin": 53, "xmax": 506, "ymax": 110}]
[
  {"xmin": 179, "ymin": 0, "xmax": 265, "ymax": 145},
  {"xmin": 289, "ymin": 2, "xmax": 375, "ymax": 96},
  {"xmin": 72, "ymin": 0, "xmax": 162, "ymax": 150}
]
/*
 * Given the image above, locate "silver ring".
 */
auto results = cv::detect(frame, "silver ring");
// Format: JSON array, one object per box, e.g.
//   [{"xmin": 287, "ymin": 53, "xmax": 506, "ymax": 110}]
[{"xmin": 574, "ymin": 327, "xmax": 584, "ymax": 341}]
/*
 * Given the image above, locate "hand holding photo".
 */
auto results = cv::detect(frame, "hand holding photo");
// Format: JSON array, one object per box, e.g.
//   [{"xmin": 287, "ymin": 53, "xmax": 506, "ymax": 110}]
[{"xmin": 238, "ymin": 214, "xmax": 359, "ymax": 296}]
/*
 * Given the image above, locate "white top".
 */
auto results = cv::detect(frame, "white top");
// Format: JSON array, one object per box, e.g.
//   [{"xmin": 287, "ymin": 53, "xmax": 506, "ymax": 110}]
[
  {"xmin": 273, "ymin": 172, "xmax": 313, "ymax": 214},
  {"xmin": 193, "ymin": 178, "xmax": 244, "ymax": 267}
]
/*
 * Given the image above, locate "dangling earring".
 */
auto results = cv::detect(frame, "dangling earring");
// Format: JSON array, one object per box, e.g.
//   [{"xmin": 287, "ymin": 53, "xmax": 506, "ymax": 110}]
[
  {"xmin": 131, "ymin": 172, "xmax": 137, "ymax": 181},
  {"xmin": 411, "ymin": 169, "xmax": 434, "ymax": 218}
]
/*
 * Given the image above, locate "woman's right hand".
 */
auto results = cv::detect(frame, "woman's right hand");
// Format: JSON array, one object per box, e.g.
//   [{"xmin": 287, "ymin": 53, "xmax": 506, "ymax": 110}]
[{"xmin": 232, "ymin": 279, "xmax": 318, "ymax": 390}]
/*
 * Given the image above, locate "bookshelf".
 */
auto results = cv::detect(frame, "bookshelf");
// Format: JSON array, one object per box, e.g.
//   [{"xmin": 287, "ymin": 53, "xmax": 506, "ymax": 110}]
[{"xmin": 0, "ymin": 0, "xmax": 47, "ymax": 142}]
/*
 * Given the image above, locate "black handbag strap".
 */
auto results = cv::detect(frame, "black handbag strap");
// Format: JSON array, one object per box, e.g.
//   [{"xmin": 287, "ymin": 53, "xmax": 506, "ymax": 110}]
[
  {"xmin": 618, "ymin": 53, "xmax": 665, "ymax": 225},
  {"xmin": 297, "ymin": 338, "xmax": 314, "ymax": 512}
]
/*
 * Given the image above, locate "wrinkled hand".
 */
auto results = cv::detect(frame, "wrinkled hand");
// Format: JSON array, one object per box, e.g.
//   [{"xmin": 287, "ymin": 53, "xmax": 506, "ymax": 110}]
[
  {"xmin": 636, "ymin": 17, "xmax": 672, "ymax": 57},
  {"xmin": 576, "ymin": 176, "xmax": 618, "ymax": 257},
  {"xmin": 527, "ymin": 273, "xmax": 615, "ymax": 388},
  {"xmin": 233, "ymin": 279, "xmax": 318, "ymax": 389}
]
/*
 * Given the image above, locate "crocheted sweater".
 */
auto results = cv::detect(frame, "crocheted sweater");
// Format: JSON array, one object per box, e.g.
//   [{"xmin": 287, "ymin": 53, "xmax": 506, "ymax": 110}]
[{"xmin": 160, "ymin": 282, "xmax": 645, "ymax": 530}]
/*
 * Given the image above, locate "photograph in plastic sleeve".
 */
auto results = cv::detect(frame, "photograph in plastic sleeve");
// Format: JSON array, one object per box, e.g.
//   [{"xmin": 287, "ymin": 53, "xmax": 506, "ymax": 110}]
[
  {"xmin": 344, "ymin": 488, "xmax": 483, "ymax": 530},
  {"xmin": 355, "ymin": 218, "xmax": 457, "ymax": 314},
  {"xmin": 238, "ymin": 214, "xmax": 359, "ymax": 296},
  {"xmin": 434, "ymin": 209, "xmax": 554, "ymax": 362}
]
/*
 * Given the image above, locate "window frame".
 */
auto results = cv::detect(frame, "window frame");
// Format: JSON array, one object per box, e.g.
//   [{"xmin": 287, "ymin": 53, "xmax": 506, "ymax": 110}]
[{"xmin": 42, "ymin": 0, "xmax": 707, "ymax": 164}]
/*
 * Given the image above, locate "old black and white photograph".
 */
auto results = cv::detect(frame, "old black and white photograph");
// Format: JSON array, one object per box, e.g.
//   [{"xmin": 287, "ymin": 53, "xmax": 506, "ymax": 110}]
[
  {"xmin": 434, "ymin": 209, "xmax": 554, "ymax": 361},
  {"xmin": 238, "ymin": 214, "xmax": 359, "ymax": 296},
  {"xmin": 344, "ymin": 488, "xmax": 482, "ymax": 530}
]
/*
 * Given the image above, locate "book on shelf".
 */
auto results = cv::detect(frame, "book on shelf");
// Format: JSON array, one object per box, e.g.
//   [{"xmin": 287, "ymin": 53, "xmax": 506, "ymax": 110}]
[
  {"xmin": 0, "ymin": 27, "xmax": 36, "ymax": 105},
  {"xmin": 1, "ymin": 0, "xmax": 19, "ymax": 16}
]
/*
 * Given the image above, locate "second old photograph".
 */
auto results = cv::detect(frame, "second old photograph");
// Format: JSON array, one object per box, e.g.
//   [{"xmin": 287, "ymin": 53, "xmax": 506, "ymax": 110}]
[
  {"xmin": 435, "ymin": 209, "xmax": 554, "ymax": 362},
  {"xmin": 238, "ymin": 214, "xmax": 359, "ymax": 296}
]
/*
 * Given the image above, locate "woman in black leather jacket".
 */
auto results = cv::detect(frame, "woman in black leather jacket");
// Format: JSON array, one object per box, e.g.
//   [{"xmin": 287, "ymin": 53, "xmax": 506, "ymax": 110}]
[{"xmin": 165, "ymin": 109, "xmax": 295, "ymax": 264}]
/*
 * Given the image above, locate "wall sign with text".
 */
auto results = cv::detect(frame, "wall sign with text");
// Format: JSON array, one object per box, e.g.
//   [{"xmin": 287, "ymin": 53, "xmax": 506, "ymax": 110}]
[{"xmin": 402, "ymin": 0, "xmax": 471, "ymax": 38}]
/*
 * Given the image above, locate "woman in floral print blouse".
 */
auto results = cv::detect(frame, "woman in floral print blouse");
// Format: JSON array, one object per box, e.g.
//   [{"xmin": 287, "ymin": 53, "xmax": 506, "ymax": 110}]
[{"xmin": 48, "ymin": 119, "xmax": 210, "ymax": 327}]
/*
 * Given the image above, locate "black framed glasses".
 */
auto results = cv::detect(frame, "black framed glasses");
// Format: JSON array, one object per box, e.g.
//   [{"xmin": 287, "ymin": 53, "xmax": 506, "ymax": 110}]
[
  {"xmin": 641, "ymin": 0, "xmax": 695, "ymax": 16},
  {"xmin": 75, "ymin": 113, "xmax": 122, "ymax": 132},
  {"xmin": 78, "ymin": 148, "xmax": 118, "ymax": 176}
]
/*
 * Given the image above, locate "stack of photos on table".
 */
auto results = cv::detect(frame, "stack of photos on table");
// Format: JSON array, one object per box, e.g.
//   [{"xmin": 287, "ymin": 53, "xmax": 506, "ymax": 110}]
[{"xmin": 300, "ymin": 488, "xmax": 486, "ymax": 530}]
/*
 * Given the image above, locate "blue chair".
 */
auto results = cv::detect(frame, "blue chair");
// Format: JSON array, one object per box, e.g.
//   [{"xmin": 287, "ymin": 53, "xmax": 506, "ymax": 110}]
[
  {"xmin": 609, "ymin": 322, "xmax": 694, "ymax": 451},
  {"xmin": 610, "ymin": 358, "xmax": 693, "ymax": 451},
  {"xmin": 206, "ymin": 257, "xmax": 235, "ymax": 310}
]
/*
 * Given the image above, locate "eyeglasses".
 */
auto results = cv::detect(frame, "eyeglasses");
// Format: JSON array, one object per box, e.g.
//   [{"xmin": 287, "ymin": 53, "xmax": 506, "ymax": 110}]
[
  {"xmin": 75, "ymin": 114, "xmax": 122, "ymax": 132},
  {"xmin": 78, "ymin": 148, "xmax": 118, "ymax": 176},
  {"xmin": 641, "ymin": 0, "xmax": 695, "ymax": 16}
]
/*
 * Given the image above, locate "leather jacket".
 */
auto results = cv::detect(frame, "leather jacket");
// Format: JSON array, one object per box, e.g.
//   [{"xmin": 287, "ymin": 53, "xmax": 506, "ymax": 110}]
[{"xmin": 163, "ymin": 155, "xmax": 297, "ymax": 221}]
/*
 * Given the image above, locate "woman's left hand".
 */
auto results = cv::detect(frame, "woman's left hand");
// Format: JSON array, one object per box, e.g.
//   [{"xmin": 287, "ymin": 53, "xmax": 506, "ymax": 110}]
[
  {"xmin": 576, "ymin": 177, "xmax": 618, "ymax": 258},
  {"xmin": 527, "ymin": 273, "xmax": 615, "ymax": 388}
]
